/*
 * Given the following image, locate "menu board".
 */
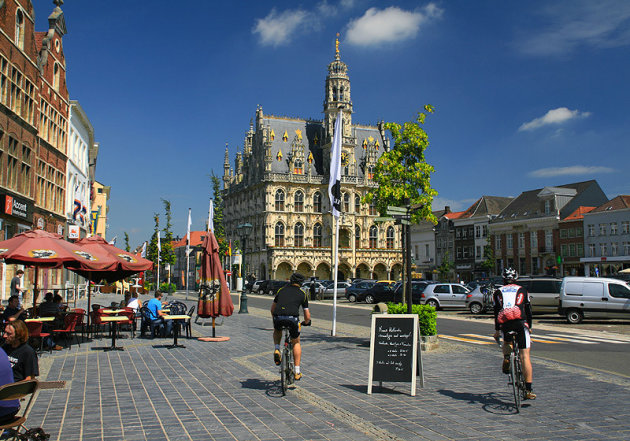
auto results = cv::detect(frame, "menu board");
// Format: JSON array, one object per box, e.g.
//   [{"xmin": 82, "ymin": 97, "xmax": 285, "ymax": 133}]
[{"xmin": 368, "ymin": 314, "xmax": 419, "ymax": 396}]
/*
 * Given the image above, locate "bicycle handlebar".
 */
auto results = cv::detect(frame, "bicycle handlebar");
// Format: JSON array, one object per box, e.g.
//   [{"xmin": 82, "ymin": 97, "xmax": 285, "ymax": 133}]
[{"xmin": 301, "ymin": 320, "xmax": 311, "ymax": 326}]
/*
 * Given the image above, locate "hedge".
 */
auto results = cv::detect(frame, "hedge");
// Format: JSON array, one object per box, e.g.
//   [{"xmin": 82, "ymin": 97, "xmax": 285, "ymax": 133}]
[{"xmin": 385, "ymin": 302, "xmax": 437, "ymax": 336}]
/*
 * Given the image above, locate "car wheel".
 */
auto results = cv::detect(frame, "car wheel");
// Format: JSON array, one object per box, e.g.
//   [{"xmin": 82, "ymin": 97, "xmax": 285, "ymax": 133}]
[
  {"xmin": 566, "ymin": 308, "xmax": 583, "ymax": 324},
  {"xmin": 347, "ymin": 294, "xmax": 357, "ymax": 303},
  {"xmin": 469, "ymin": 302, "xmax": 483, "ymax": 315},
  {"xmin": 427, "ymin": 299, "xmax": 439, "ymax": 310},
  {"xmin": 268, "ymin": 289, "xmax": 275, "ymax": 296},
  {"xmin": 365, "ymin": 294, "xmax": 375, "ymax": 304},
  {"xmin": 258, "ymin": 289, "xmax": 265, "ymax": 295}
]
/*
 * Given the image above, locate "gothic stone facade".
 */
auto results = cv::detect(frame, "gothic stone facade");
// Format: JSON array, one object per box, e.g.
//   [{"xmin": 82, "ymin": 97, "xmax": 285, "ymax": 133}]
[{"xmin": 222, "ymin": 45, "xmax": 402, "ymax": 282}]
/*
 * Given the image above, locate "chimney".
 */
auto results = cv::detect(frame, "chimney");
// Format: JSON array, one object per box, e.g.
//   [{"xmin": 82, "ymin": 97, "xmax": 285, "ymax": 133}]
[{"xmin": 444, "ymin": 206, "xmax": 451, "ymax": 213}]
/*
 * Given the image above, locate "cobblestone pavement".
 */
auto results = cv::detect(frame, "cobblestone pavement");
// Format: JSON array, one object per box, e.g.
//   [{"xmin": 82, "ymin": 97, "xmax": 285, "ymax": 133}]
[{"xmin": 23, "ymin": 291, "xmax": 630, "ymax": 440}]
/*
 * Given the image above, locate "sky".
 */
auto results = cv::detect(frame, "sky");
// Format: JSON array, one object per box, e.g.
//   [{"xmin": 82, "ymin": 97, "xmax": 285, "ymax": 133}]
[{"xmin": 33, "ymin": 0, "xmax": 630, "ymax": 249}]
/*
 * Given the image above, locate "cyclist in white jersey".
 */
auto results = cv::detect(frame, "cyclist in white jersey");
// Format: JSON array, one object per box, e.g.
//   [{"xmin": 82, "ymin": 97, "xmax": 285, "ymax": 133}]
[{"xmin": 493, "ymin": 267, "xmax": 536, "ymax": 400}]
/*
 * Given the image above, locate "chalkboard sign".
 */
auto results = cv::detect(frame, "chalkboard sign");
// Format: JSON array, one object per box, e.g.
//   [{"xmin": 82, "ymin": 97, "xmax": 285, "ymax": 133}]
[{"xmin": 368, "ymin": 314, "xmax": 419, "ymax": 396}]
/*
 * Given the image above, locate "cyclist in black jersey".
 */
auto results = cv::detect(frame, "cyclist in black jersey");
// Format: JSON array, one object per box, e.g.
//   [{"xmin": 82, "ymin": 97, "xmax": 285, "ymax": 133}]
[
  {"xmin": 493, "ymin": 267, "xmax": 536, "ymax": 400},
  {"xmin": 271, "ymin": 273, "xmax": 311, "ymax": 380}
]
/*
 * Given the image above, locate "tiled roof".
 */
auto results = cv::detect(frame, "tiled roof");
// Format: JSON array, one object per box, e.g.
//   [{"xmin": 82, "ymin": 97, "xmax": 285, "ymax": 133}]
[
  {"xmin": 591, "ymin": 195, "xmax": 630, "ymax": 213},
  {"xmin": 563, "ymin": 206, "xmax": 595, "ymax": 220},
  {"xmin": 444, "ymin": 211, "xmax": 465, "ymax": 220},
  {"xmin": 171, "ymin": 231, "xmax": 208, "ymax": 249},
  {"xmin": 460, "ymin": 196, "xmax": 513, "ymax": 218}
]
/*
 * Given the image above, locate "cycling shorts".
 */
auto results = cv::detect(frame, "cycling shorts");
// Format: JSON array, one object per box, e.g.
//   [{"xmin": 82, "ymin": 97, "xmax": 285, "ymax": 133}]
[
  {"xmin": 273, "ymin": 315, "xmax": 300, "ymax": 339},
  {"xmin": 500, "ymin": 320, "xmax": 531, "ymax": 349}
]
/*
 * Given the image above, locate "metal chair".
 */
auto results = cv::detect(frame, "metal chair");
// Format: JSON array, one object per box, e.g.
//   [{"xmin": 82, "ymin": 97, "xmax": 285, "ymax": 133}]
[
  {"xmin": 52, "ymin": 312, "xmax": 81, "ymax": 349},
  {"xmin": 25, "ymin": 321, "xmax": 51, "ymax": 354},
  {"xmin": 183, "ymin": 305, "xmax": 195, "ymax": 339},
  {"xmin": 0, "ymin": 379, "xmax": 39, "ymax": 441}
]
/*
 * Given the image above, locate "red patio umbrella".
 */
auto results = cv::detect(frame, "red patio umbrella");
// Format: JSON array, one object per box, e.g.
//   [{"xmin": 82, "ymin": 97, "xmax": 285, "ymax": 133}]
[
  {"xmin": 198, "ymin": 230, "xmax": 233, "ymax": 338},
  {"xmin": 0, "ymin": 229, "xmax": 117, "ymax": 312},
  {"xmin": 70, "ymin": 236, "xmax": 153, "ymax": 324}
]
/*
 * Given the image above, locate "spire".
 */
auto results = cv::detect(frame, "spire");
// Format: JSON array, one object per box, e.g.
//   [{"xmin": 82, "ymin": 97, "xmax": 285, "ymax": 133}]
[
  {"xmin": 335, "ymin": 32, "xmax": 340, "ymax": 60},
  {"xmin": 323, "ymin": 33, "xmax": 352, "ymax": 143}
]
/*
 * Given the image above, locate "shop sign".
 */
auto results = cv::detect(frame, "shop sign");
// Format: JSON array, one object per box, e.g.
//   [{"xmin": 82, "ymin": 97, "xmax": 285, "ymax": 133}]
[
  {"xmin": 2, "ymin": 194, "xmax": 29, "ymax": 219},
  {"xmin": 68, "ymin": 225, "xmax": 80, "ymax": 239}
]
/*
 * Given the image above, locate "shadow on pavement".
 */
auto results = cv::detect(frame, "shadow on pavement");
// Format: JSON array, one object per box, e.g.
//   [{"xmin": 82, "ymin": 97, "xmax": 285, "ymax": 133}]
[
  {"xmin": 340, "ymin": 384, "xmax": 408, "ymax": 395},
  {"xmin": 437, "ymin": 389, "xmax": 528, "ymax": 415},
  {"xmin": 240, "ymin": 378, "xmax": 285, "ymax": 398}
]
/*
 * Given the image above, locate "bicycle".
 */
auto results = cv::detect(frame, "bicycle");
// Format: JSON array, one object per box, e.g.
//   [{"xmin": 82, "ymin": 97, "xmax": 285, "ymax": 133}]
[
  {"xmin": 279, "ymin": 320, "xmax": 310, "ymax": 396},
  {"xmin": 503, "ymin": 330, "xmax": 526, "ymax": 411}
]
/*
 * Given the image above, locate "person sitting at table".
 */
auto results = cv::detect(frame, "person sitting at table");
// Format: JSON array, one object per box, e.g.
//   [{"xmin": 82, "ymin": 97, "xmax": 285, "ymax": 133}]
[
  {"xmin": 0, "ymin": 347, "xmax": 20, "ymax": 425},
  {"xmin": 146, "ymin": 291, "xmax": 172, "ymax": 337},
  {"xmin": 53, "ymin": 293, "xmax": 66, "ymax": 311},
  {"xmin": 2, "ymin": 296, "xmax": 26, "ymax": 323},
  {"xmin": 127, "ymin": 295, "xmax": 142, "ymax": 313},
  {"xmin": 1, "ymin": 320, "xmax": 39, "ymax": 381},
  {"xmin": 33, "ymin": 293, "xmax": 63, "ymax": 351}
]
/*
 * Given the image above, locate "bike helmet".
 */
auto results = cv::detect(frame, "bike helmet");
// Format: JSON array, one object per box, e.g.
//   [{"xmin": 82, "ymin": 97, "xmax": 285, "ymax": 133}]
[
  {"xmin": 501, "ymin": 267, "xmax": 518, "ymax": 281},
  {"xmin": 290, "ymin": 272, "xmax": 306, "ymax": 285}
]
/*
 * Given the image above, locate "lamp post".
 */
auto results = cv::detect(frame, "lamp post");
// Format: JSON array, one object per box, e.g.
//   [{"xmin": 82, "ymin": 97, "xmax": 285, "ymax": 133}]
[{"xmin": 237, "ymin": 222, "xmax": 253, "ymax": 314}]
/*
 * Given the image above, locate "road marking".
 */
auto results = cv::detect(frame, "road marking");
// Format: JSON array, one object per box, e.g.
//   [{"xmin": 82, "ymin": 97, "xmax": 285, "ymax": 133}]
[
  {"xmin": 548, "ymin": 333, "xmax": 630, "ymax": 344},
  {"xmin": 438, "ymin": 334, "xmax": 494, "ymax": 344},
  {"xmin": 461, "ymin": 333, "xmax": 561, "ymax": 344}
]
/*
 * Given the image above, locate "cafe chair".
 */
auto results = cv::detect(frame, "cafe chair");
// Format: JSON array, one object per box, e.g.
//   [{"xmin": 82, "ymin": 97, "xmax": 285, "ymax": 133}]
[
  {"xmin": 71, "ymin": 309, "xmax": 87, "ymax": 342},
  {"xmin": 169, "ymin": 301, "xmax": 187, "ymax": 316},
  {"xmin": 119, "ymin": 310, "xmax": 135, "ymax": 339},
  {"xmin": 183, "ymin": 305, "xmax": 195, "ymax": 339},
  {"xmin": 53, "ymin": 313, "xmax": 81, "ymax": 349},
  {"xmin": 25, "ymin": 321, "xmax": 51, "ymax": 354},
  {"xmin": 0, "ymin": 379, "xmax": 39, "ymax": 441},
  {"xmin": 139, "ymin": 306, "xmax": 162, "ymax": 339}
]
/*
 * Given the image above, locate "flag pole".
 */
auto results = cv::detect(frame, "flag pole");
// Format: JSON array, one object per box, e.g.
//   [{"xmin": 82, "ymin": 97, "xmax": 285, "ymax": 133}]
[
  {"xmin": 328, "ymin": 107, "xmax": 343, "ymax": 337},
  {"xmin": 186, "ymin": 208, "xmax": 191, "ymax": 301},
  {"xmin": 332, "ymin": 214, "xmax": 340, "ymax": 336}
]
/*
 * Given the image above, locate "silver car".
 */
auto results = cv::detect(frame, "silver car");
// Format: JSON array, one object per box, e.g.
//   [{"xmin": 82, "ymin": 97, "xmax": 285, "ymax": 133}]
[
  {"xmin": 465, "ymin": 284, "xmax": 500, "ymax": 314},
  {"xmin": 318, "ymin": 281, "xmax": 351, "ymax": 299},
  {"xmin": 422, "ymin": 283, "xmax": 471, "ymax": 310}
]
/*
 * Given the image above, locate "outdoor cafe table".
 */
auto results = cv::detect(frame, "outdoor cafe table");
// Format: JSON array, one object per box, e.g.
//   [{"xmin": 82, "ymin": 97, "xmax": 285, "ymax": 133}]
[
  {"xmin": 99, "ymin": 316, "xmax": 128, "ymax": 351},
  {"xmin": 162, "ymin": 315, "xmax": 190, "ymax": 348},
  {"xmin": 102, "ymin": 309, "xmax": 126, "ymax": 315},
  {"xmin": 24, "ymin": 317, "xmax": 55, "ymax": 323}
]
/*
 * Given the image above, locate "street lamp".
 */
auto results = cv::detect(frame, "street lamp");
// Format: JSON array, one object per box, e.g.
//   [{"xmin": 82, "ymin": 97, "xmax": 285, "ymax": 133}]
[{"xmin": 236, "ymin": 222, "xmax": 253, "ymax": 314}]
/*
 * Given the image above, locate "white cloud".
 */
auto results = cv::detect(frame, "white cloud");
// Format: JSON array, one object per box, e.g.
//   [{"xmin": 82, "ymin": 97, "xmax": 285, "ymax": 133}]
[
  {"xmin": 252, "ymin": 9, "xmax": 311, "ymax": 47},
  {"xmin": 528, "ymin": 166, "xmax": 616, "ymax": 178},
  {"xmin": 518, "ymin": 107, "xmax": 591, "ymax": 131},
  {"xmin": 346, "ymin": 4, "xmax": 443, "ymax": 46},
  {"xmin": 517, "ymin": 0, "xmax": 630, "ymax": 56}
]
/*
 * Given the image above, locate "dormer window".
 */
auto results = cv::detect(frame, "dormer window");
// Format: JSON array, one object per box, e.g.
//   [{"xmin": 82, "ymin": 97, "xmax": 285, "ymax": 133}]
[
  {"xmin": 53, "ymin": 63, "xmax": 60, "ymax": 91},
  {"xmin": 544, "ymin": 200, "xmax": 551, "ymax": 215},
  {"xmin": 15, "ymin": 9, "xmax": 25, "ymax": 50}
]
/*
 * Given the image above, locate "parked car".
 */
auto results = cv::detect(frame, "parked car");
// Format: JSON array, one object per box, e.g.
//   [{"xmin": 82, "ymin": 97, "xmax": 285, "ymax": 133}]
[
  {"xmin": 301, "ymin": 281, "xmax": 327, "ymax": 299},
  {"xmin": 258, "ymin": 280, "xmax": 288, "ymax": 295},
  {"xmin": 559, "ymin": 276, "xmax": 630, "ymax": 324},
  {"xmin": 393, "ymin": 281, "xmax": 432, "ymax": 304},
  {"xmin": 465, "ymin": 284, "xmax": 500, "ymax": 314},
  {"xmin": 319, "ymin": 282, "xmax": 351, "ymax": 299},
  {"xmin": 516, "ymin": 277, "xmax": 562, "ymax": 313},
  {"xmin": 357, "ymin": 281, "xmax": 397, "ymax": 304},
  {"xmin": 422, "ymin": 283, "xmax": 471, "ymax": 310},
  {"xmin": 246, "ymin": 280, "xmax": 264, "ymax": 293},
  {"xmin": 345, "ymin": 280, "xmax": 376, "ymax": 302}
]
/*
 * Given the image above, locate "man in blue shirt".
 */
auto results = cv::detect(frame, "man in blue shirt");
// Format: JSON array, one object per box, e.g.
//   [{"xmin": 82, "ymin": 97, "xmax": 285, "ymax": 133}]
[
  {"xmin": 0, "ymin": 347, "xmax": 19, "ymax": 424},
  {"xmin": 146, "ymin": 291, "xmax": 172, "ymax": 337}
]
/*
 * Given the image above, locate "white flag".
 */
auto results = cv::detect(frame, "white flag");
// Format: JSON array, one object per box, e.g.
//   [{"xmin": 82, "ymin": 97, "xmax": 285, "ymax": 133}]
[
  {"xmin": 157, "ymin": 231, "xmax": 161, "ymax": 262},
  {"xmin": 185, "ymin": 208, "xmax": 192, "ymax": 256},
  {"xmin": 140, "ymin": 241, "xmax": 147, "ymax": 258},
  {"xmin": 208, "ymin": 199, "xmax": 214, "ymax": 233},
  {"xmin": 328, "ymin": 109, "xmax": 343, "ymax": 218},
  {"xmin": 108, "ymin": 236, "xmax": 117, "ymax": 246}
]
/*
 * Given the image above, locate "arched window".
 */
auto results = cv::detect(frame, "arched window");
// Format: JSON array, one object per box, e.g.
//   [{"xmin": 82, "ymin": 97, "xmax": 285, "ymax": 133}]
[
  {"xmin": 367, "ymin": 164, "xmax": 374, "ymax": 180},
  {"xmin": 53, "ymin": 63, "xmax": 60, "ymax": 91},
  {"xmin": 369, "ymin": 199, "xmax": 377, "ymax": 216},
  {"xmin": 294, "ymin": 223, "xmax": 304, "ymax": 247},
  {"xmin": 275, "ymin": 222, "xmax": 285, "ymax": 246},
  {"xmin": 355, "ymin": 225, "xmax": 361, "ymax": 249},
  {"xmin": 15, "ymin": 9, "xmax": 24, "ymax": 49},
  {"xmin": 386, "ymin": 226, "xmax": 395, "ymax": 249},
  {"xmin": 369, "ymin": 226, "xmax": 378, "ymax": 249},
  {"xmin": 313, "ymin": 223, "xmax": 322, "ymax": 247},
  {"xmin": 313, "ymin": 191, "xmax": 322, "ymax": 213},
  {"xmin": 332, "ymin": 87, "xmax": 337, "ymax": 101},
  {"xmin": 340, "ymin": 86, "xmax": 345, "ymax": 101},
  {"xmin": 293, "ymin": 158, "xmax": 303, "ymax": 174},
  {"xmin": 343, "ymin": 193, "xmax": 350, "ymax": 213},
  {"xmin": 294, "ymin": 190, "xmax": 304, "ymax": 212},
  {"xmin": 355, "ymin": 194, "xmax": 361, "ymax": 213},
  {"xmin": 275, "ymin": 189, "xmax": 285, "ymax": 211}
]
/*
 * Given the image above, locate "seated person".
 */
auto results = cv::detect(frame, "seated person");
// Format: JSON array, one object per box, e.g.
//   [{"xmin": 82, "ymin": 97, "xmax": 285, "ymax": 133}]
[
  {"xmin": 146, "ymin": 291, "xmax": 172, "ymax": 337},
  {"xmin": 2, "ymin": 296, "xmax": 26, "ymax": 323},
  {"xmin": 38, "ymin": 292, "xmax": 60, "ymax": 317},
  {"xmin": 1, "ymin": 320, "xmax": 39, "ymax": 382},
  {"xmin": 53, "ymin": 293, "xmax": 66, "ymax": 312},
  {"xmin": 35, "ymin": 293, "xmax": 63, "ymax": 350},
  {"xmin": 0, "ymin": 347, "xmax": 19, "ymax": 424},
  {"xmin": 127, "ymin": 295, "xmax": 142, "ymax": 313}
]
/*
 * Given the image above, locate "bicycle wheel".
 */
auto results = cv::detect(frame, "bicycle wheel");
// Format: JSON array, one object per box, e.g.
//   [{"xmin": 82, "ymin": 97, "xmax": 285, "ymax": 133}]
[
  {"xmin": 280, "ymin": 347, "xmax": 288, "ymax": 395},
  {"xmin": 510, "ymin": 352, "xmax": 521, "ymax": 411},
  {"xmin": 514, "ymin": 352, "xmax": 526, "ymax": 402},
  {"xmin": 287, "ymin": 348, "xmax": 295, "ymax": 385}
]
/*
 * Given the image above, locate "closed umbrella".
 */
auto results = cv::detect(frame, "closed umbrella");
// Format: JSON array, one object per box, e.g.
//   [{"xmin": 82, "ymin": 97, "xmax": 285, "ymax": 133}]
[
  {"xmin": 198, "ymin": 230, "xmax": 233, "ymax": 339},
  {"xmin": 0, "ymin": 229, "xmax": 116, "ymax": 312}
]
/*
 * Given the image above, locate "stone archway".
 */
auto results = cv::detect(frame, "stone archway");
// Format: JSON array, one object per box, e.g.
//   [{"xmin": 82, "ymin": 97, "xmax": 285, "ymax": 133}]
[
  {"xmin": 315, "ymin": 262, "xmax": 330, "ymax": 280},
  {"xmin": 373, "ymin": 263, "xmax": 388, "ymax": 280},
  {"xmin": 391, "ymin": 263, "xmax": 403, "ymax": 281},
  {"xmin": 355, "ymin": 263, "xmax": 370, "ymax": 279},
  {"xmin": 338, "ymin": 263, "xmax": 351, "ymax": 282},
  {"xmin": 275, "ymin": 262, "xmax": 293, "ymax": 281},
  {"xmin": 297, "ymin": 262, "xmax": 312, "ymax": 278}
]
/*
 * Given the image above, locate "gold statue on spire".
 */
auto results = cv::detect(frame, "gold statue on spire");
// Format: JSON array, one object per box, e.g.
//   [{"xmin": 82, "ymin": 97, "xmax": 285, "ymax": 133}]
[{"xmin": 335, "ymin": 33, "xmax": 340, "ymax": 56}]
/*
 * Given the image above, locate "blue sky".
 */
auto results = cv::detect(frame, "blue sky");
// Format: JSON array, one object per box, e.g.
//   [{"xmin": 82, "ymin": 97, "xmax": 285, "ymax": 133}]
[{"xmin": 34, "ymin": 0, "xmax": 630, "ymax": 248}]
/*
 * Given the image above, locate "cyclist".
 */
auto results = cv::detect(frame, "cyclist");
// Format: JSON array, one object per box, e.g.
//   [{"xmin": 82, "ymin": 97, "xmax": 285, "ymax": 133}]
[
  {"xmin": 271, "ymin": 273, "xmax": 311, "ymax": 380},
  {"xmin": 492, "ymin": 267, "xmax": 536, "ymax": 400}
]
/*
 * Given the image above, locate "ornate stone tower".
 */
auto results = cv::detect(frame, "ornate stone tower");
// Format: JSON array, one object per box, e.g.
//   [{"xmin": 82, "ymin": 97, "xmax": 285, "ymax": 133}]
[{"xmin": 323, "ymin": 35, "xmax": 353, "ymax": 144}]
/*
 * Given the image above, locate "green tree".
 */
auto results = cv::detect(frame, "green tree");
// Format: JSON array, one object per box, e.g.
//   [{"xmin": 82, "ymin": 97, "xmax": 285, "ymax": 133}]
[
  {"xmin": 437, "ymin": 251, "xmax": 454, "ymax": 281},
  {"xmin": 124, "ymin": 232, "xmax": 130, "ymax": 252},
  {"xmin": 147, "ymin": 214, "xmax": 160, "ymax": 266},
  {"xmin": 211, "ymin": 173, "xmax": 229, "ymax": 256},
  {"xmin": 480, "ymin": 241, "xmax": 495, "ymax": 275},
  {"xmin": 160, "ymin": 199, "xmax": 176, "ymax": 268},
  {"xmin": 363, "ymin": 105, "xmax": 438, "ymax": 224}
]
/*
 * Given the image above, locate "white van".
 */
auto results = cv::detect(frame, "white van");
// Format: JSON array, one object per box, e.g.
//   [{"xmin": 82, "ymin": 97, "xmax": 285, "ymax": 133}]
[{"xmin": 559, "ymin": 276, "xmax": 630, "ymax": 324}]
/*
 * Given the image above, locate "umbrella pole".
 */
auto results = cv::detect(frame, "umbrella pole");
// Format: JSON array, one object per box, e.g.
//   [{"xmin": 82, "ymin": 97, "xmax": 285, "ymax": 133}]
[
  {"xmin": 212, "ymin": 317, "xmax": 215, "ymax": 338},
  {"xmin": 87, "ymin": 283, "xmax": 92, "ymax": 329},
  {"xmin": 33, "ymin": 267, "xmax": 39, "ymax": 316}
]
